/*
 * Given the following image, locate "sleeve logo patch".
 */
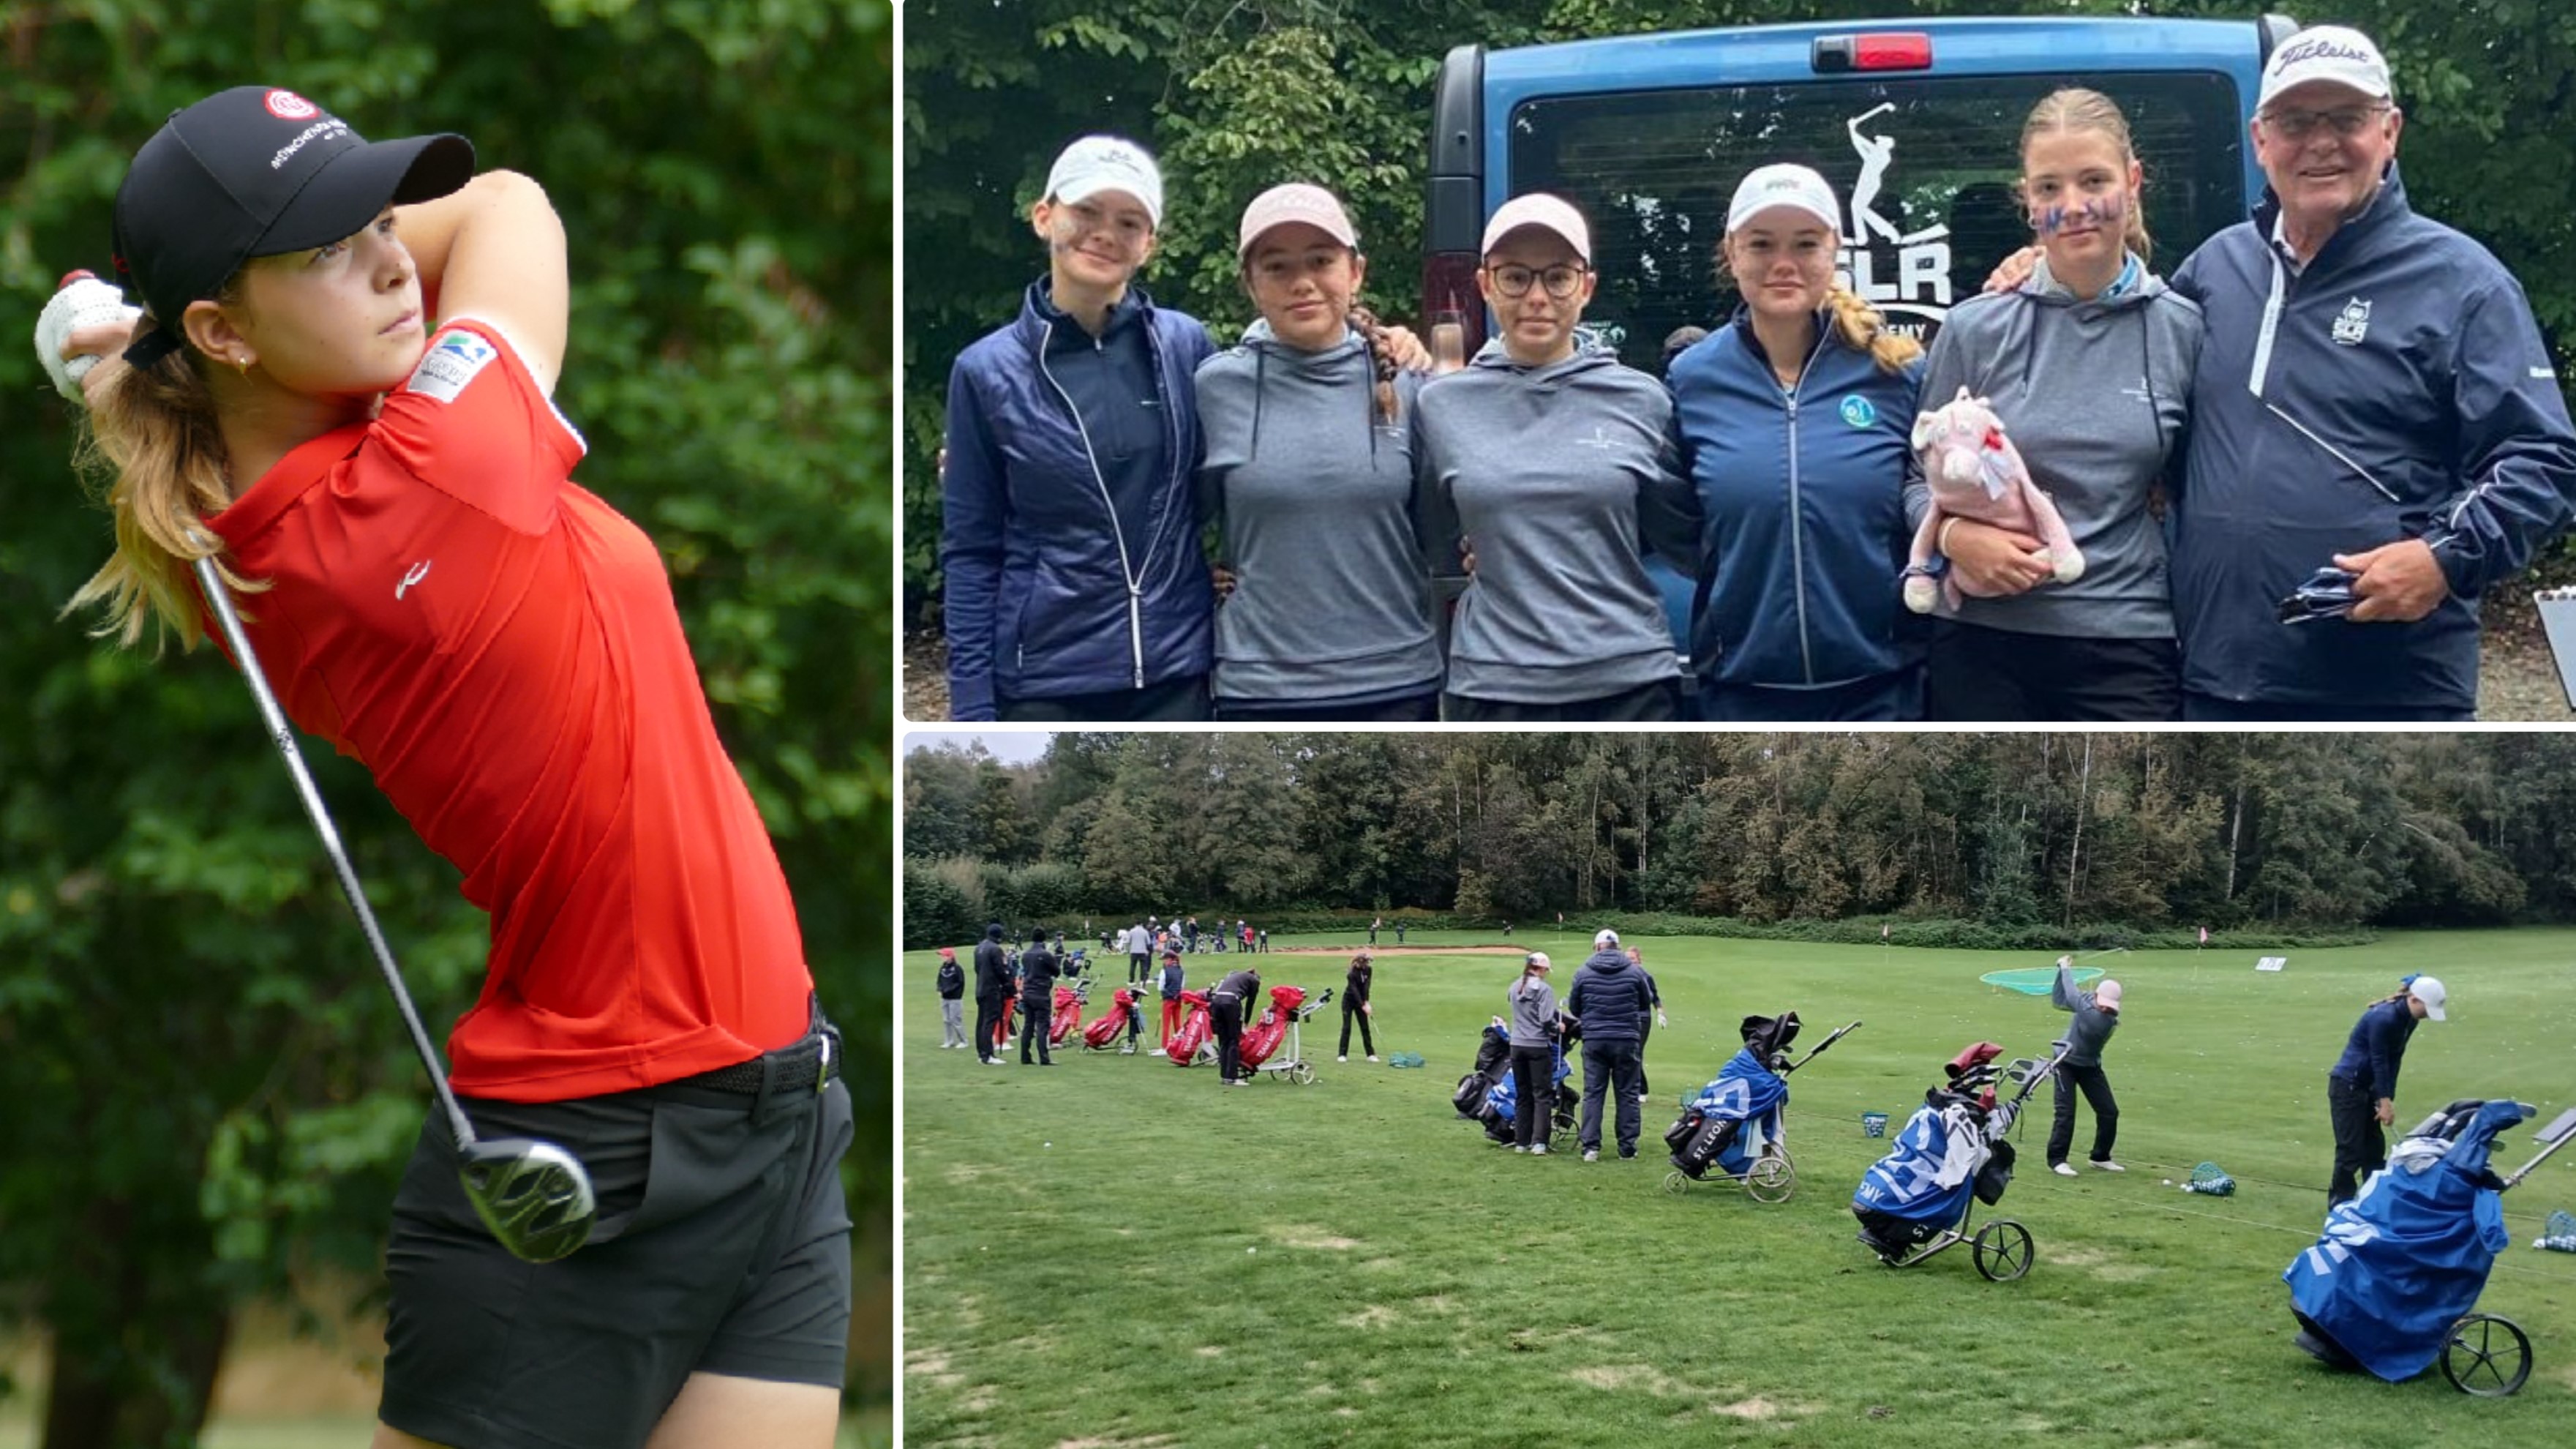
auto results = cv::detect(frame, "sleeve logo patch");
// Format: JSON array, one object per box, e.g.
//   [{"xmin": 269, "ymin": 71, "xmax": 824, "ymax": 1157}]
[{"xmin": 405, "ymin": 329, "xmax": 499, "ymax": 403}]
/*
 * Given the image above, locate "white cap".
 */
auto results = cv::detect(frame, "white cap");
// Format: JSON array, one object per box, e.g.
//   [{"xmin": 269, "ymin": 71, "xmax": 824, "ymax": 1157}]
[
  {"xmin": 1481, "ymin": 192, "xmax": 1591, "ymax": 262},
  {"xmin": 1727, "ymin": 163, "xmax": 1841, "ymax": 235},
  {"xmin": 1238, "ymin": 183, "xmax": 1358, "ymax": 257},
  {"xmin": 1045, "ymin": 135, "xmax": 1164, "ymax": 228},
  {"xmin": 1525, "ymin": 951, "xmax": 1552, "ymax": 970},
  {"xmin": 2258, "ymin": 26, "xmax": 2393, "ymax": 111},
  {"xmin": 2409, "ymin": 975, "xmax": 2447, "ymax": 1022},
  {"xmin": 1594, "ymin": 929, "xmax": 1620, "ymax": 948}
]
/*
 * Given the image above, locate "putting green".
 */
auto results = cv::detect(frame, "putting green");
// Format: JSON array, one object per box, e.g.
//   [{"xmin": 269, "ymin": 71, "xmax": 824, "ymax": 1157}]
[{"xmin": 1980, "ymin": 965, "xmax": 2104, "ymax": 995}]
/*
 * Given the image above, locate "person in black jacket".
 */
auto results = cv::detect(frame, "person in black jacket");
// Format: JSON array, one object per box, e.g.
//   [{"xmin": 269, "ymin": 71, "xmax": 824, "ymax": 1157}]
[
  {"xmin": 1566, "ymin": 929, "xmax": 1654, "ymax": 1160},
  {"xmin": 1018, "ymin": 932, "xmax": 1062, "ymax": 1066},
  {"xmin": 972, "ymin": 923, "xmax": 1011, "ymax": 1065},
  {"xmin": 1626, "ymin": 944, "xmax": 1665, "ymax": 1101},
  {"xmin": 2326, "ymin": 974, "xmax": 2447, "ymax": 1205},
  {"xmin": 1340, "ymin": 951, "xmax": 1376, "ymax": 1063},
  {"xmin": 935, "ymin": 947, "xmax": 968, "ymax": 1050},
  {"xmin": 1211, "ymin": 965, "xmax": 1261, "ymax": 1086}
]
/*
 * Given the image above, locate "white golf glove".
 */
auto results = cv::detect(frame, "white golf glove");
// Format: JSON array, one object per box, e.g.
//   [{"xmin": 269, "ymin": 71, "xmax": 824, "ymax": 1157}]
[
  {"xmin": 36, "ymin": 272, "xmax": 141, "ymax": 402},
  {"xmin": 1656, "ymin": 1010, "xmax": 1668, "ymax": 1028}
]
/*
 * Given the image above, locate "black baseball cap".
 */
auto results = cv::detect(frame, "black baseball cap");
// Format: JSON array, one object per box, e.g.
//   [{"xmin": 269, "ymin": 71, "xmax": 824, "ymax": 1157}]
[{"xmin": 110, "ymin": 86, "xmax": 473, "ymax": 368}]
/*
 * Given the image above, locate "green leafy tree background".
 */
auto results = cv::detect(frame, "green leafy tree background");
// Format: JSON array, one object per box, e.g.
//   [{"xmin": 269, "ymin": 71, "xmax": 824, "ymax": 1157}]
[
  {"xmin": 1, "ymin": 2, "xmax": 893, "ymax": 1442},
  {"xmin": 901, "ymin": 0, "xmax": 2576, "ymax": 622}
]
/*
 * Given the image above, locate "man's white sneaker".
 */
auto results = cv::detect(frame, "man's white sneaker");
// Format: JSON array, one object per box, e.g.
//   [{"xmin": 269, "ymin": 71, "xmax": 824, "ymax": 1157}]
[
  {"xmin": 1149, "ymin": 1048, "xmax": 1165, "ymax": 1057},
  {"xmin": 2092, "ymin": 1160, "xmax": 2126, "ymax": 1172},
  {"xmin": 2051, "ymin": 1163, "xmax": 2079, "ymax": 1177},
  {"xmin": 1582, "ymin": 1150, "xmax": 1599, "ymax": 1163},
  {"xmin": 1337, "ymin": 1055, "xmax": 1348, "ymax": 1063},
  {"xmin": 1367, "ymin": 1055, "xmax": 1378, "ymax": 1063},
  {"xmin": 1531, "ymin": 1145, "xmax": 1549, "ymax": 1156}
]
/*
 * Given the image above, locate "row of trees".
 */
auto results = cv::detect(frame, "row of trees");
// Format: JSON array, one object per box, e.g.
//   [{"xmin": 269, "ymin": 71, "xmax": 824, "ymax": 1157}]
[
  {"xmin": 905, "ymin": 733, "xmax": 2576, "ymax": 942},
  {"xmin": 3, "ymin": 4, "xmax": 892, "ymax": 1443},
  {"xmin": 901, "ymin": 0, "xmax": 2576, "ymax": 619}
]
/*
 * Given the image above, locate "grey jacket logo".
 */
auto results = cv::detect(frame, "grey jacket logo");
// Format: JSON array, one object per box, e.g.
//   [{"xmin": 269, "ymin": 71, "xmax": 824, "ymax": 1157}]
[{"xmin": 2332, "ymin": 297, "xmax": 2372, "ymax": 347}]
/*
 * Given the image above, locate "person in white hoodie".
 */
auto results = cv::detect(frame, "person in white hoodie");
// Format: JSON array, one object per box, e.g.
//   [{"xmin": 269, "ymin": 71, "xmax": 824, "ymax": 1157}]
[
  {"xmin": 1196, "ymin": 184, "xmax": 1444, "ymax": 720},
  {"xmin": 1918, "ymin": 89, "xmax": 2204, "ymax": 721},
  {"xmin": 1413, "ymin": 192, "xmax": 1699, "ymax": 721}
]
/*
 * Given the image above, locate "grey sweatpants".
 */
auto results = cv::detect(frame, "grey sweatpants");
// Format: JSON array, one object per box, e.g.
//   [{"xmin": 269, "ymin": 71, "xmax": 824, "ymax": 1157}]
[{"xmin": 940, "ymin": 999, "xmax": 966, "ymax": 1048}]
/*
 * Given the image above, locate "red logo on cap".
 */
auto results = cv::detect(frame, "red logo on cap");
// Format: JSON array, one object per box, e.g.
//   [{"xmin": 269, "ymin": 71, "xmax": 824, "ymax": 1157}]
[{"xmin": 265, "ymin": 91, "xmax": 320, "ymax": 121}]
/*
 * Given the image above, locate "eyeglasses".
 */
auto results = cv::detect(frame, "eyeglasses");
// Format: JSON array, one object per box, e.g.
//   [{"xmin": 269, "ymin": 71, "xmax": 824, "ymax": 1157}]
[
  {"xmin": 1485, "ymin": 263, "xmax": 1588, "ymax": 299},
  {"xmin": 2259, "ymin": 104, "xmax": 2391, "ymax": 141}
]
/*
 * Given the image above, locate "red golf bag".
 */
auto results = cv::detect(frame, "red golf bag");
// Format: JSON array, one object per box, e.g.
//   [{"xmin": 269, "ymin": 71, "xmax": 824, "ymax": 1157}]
[
  {"xmin": 1239, "ymin": 985, "xmax": 1310, "ymax": 1070},
  {"xmin": 1083, "ymin": 986, "xmax": 1146, "ymax": 1052},
  {"xmin": 1166, "ymin": 989, "xmax": 1213, "ymax": 1066},
  {"xmin": 1048, "ymin": 979, "xmax": 1088, "ymax": 1048}
]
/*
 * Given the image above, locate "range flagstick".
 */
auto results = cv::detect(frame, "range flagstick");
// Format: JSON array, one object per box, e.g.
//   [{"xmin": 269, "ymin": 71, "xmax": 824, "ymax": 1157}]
[{"xmin": 192, "ymin": 554, "xmax": 596, "ymax": 1263}]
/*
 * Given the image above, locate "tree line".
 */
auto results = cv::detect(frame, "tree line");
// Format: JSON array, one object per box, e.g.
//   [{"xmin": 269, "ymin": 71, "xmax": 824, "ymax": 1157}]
[
  {"xmin": 901, "ymin": 0, "xmax": 2576, "ymax": 621},
  {"xmin": 904, "ymin": 733, "xmax": 2576, "ymax": 944}
]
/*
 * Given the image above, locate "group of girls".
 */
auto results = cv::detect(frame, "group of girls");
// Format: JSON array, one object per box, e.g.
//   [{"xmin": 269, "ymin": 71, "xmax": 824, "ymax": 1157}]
[{"xmin": 939, "ymin": 88, "xmax": 2203, "ymax": 722}]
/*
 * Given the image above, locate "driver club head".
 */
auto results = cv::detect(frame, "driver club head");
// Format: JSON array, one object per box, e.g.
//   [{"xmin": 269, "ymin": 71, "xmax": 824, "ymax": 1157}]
[{"xmin": 459, "ymin": 1138, "xmax": 597, "ymax": 1264}]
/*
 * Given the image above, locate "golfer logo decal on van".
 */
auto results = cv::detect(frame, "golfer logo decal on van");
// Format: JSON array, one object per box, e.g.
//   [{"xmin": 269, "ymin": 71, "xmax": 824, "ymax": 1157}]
[
  {"xmin": 1840, "ymin": 102, "xmax": 1953, "ymax": 328},
  {"xmin": 1839, "ymin": 394, "xmax": 1879, "ymax": 428},
  {"xmin": 2332, "ymin": 296, "xmax": 2373, "ymax": 347}
]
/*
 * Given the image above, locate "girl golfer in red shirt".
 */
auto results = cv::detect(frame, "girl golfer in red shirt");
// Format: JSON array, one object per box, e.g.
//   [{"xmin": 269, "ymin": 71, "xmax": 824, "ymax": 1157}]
[{"xmin": 54, "ymin": 87, "xmax": 850, "ymax": 1448}]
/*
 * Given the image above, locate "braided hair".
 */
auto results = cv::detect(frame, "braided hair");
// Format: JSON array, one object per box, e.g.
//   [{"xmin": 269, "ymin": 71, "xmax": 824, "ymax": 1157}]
[{"xmin": 1346, "ymin": 303, "xmax": 1400, "ymax": 426}]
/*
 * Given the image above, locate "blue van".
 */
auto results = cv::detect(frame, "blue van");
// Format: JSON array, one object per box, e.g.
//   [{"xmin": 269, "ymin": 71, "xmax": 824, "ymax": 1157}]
[{"xmin": 1422, "ymin": 15, "xmax": 2294, "ymax": 661}]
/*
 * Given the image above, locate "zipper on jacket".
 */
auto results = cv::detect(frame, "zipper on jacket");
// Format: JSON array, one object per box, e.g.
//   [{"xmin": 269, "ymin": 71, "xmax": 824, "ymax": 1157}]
[
  {"xmin": 1782, "ymin": 329, "xmax": 1828, "ymax": 685},
  {"xmin": 1037, "ymin": 322, "xmax": 1150, "ymax": 689}
]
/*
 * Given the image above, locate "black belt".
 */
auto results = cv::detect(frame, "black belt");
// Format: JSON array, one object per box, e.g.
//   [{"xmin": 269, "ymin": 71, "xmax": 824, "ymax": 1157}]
[{"xmin": 681, "ymin": 1019, "xmax": 842, "ymax": 1096}]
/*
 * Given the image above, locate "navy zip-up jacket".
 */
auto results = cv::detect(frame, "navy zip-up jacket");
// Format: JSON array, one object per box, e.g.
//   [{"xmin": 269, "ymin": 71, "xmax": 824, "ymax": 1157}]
[
  {"xmin": 1565, "ymin": 948, "xmax": 1652, "ymax": 1044},
  {"xmin": 1672, "ymin": 311, "xmax": 1925, "ymax": 689},
  {"xmin": 940, "ymin": 280, "xmax": 1217, "ymax": 719},
  {"xmin": 2330, "ymin": 997, "xmax": 2418, "ymax": 1101},
  {"xmin": 2169, "ymin": 165, "xmax": 2576, "ymax": 710}
]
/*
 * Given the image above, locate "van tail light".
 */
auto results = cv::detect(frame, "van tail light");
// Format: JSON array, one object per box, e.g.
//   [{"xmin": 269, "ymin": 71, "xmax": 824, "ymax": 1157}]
[{"xmin": 1813, "ymin": 33, "xmax": 1933, "ymax": 73}]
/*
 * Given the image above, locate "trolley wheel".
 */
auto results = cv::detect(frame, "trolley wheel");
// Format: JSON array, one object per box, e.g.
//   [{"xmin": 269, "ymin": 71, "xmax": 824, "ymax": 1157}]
[
  {"xmin": 1972, "ymin": 1219, "xmax": 2035, "ymax": 1281},
  {"xmin": 1550, "ymin": 1123, "xmax": 1576, "ymax": 1154},
  {"xmin": 1290, "ymin": 1063, "xmax": 1316, "ymax": 1086},
  {"xmin": 1663, "ymin": 1169, "xmax": 1691, "ymax": 1197},
  {"xmin": 2441, "ymin": 1314, "xmax": 2532, "ymax": 1396},
  {"xmin": 1746, "ymin": 1154, "xmax": 1795, "ymax": 1204}
]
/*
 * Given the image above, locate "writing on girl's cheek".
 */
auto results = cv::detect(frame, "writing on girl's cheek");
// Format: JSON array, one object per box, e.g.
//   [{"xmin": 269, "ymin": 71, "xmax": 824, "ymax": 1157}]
[{"xmin": 2032, "ymin": 192, "xmax": 2128, "ymax": 236}]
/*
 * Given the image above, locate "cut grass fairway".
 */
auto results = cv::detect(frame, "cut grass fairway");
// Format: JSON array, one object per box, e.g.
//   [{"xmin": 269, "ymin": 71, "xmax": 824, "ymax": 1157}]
[{"xmin": 901, "ymin": 929, "xmax": 2576, "ymax": 1448}]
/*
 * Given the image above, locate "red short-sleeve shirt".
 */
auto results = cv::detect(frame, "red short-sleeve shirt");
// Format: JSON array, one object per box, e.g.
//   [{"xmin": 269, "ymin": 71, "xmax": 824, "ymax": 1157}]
[{"xmin": 203, "ymin": 317, "xmax": 811, "ymax": 1101}]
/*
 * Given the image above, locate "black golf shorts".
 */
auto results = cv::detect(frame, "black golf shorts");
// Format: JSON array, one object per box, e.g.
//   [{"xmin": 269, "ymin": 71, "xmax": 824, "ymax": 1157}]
[{"xmin": 379, "ymin": 1060, "xmax": 854, "ymax": 1448}]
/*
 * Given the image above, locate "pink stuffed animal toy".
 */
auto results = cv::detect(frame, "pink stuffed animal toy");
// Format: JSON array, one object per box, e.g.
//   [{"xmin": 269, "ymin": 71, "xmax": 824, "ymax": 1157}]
[{"xmin": 1904, "ymin": 387, "xmax": 2083, "ymax": 614}]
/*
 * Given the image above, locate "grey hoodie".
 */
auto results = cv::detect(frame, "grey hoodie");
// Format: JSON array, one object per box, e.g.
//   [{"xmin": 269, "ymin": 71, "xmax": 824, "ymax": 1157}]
[
  {"xmin": 1910, "ymin": 254, "xmax": 2204, "ymax": 640},
  {"xmin": 2051, "ymin": 962, "xmax": 2121, "ymax": 1066},
  {"xmin": 1196, "ymin": 323, "xmax": 1442, "ymax": 703},
  {"xmin": 1413, "ymin": 337, "xmax": 1695, "ymax": 703},
  {"xmin": 1508, "ymin": 973, "xmax": 1559, "ymax": 1049}
]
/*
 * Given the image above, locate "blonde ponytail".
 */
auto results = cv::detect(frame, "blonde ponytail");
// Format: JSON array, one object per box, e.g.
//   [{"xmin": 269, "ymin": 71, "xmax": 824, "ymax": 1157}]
[
  {"xmin": 1825, "ymin": 287, "xmax": 1922, "ymax": 375},
  {"xmin": 63, "ymin": 313, "xmax": 263, "ymax": 651}
]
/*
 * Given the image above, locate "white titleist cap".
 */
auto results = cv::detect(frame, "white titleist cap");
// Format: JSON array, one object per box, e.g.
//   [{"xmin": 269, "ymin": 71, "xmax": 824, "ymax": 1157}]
[
  {"xmin": 1045, "ymin": 135, "xmax": 1164, "ymax": 228},
  {"xmin": 1481, "ymin": 192, "xmax": 1591, "ymax": 262},
  {"xmin": 2409, "ymin": 975, "xmax": 2447, "ymax": 1022},
  {"xmin": 1594, "ymin": 929, "xmax": 1620, "ymax": 948},
  {"xmin": 2258, "ymin": 26, "xmax": 2393, "ymax": 111},
  {"xmin": 1727, "ymin": 163, "xmax": 1842, "ymax": 236}
]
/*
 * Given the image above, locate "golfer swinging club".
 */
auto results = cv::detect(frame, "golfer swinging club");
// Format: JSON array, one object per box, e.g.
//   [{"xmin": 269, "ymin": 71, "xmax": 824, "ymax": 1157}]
[{"xmin": 46, "ymin": 88, "xmax": 852, "ymax": 1447}]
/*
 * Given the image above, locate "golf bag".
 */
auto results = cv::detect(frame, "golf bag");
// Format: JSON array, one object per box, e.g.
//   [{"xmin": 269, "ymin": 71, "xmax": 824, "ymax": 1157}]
[
  {"xmin": 1454, "ymin": 1019, "xmax": 1512, "ymax": 1118},
  {"xmin": 1047, "ymin": 979, "xmax": 1089, "ymax": 1048},
  {"xmin": 1237, "ymin": 985, "xmax": 1309, "ymax": 1070},
  {"xmin": 1082, "ymin": 986, "xmax": 1147, "ymax": 1052},
  {"xmin": 1852, "ymin": 1042, "xmax": 2027, "ymax": 1256},
  {"xmin": 1165, "ymin": 989, "xmax": 1213, "ymax": 1067},
  {"xmin": 2284, "ymin": 1099, "xmax": 2528, "ymax": 1382},
  {"xmin": 1668, "ymin": 1015, "xmax": 1797, "ymax": 1180},
  {"xmin": 1479, "ymin": 1041, "xmax": 1574, "ymax": 1145}
]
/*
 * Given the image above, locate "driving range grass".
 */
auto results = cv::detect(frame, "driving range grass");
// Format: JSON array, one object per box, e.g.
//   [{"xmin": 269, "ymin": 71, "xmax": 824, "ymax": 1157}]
[{"xmin": 901, "ymin": 928, "xmax": 2576, "ymax": 1448}]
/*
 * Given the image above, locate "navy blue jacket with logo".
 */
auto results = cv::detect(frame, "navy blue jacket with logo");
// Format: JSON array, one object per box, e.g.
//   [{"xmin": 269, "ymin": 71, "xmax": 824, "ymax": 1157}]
[
  {"xmin": 940, "ymin": 281, "xmax": 1218, "ymax": 719},
  {"xmin": 1670, "ymin": 311, "xmax": 1926, "ymax": 689},
  {"xmin": 2168, "ymin": 165, "xmax": 2576, "ymax": 710}
]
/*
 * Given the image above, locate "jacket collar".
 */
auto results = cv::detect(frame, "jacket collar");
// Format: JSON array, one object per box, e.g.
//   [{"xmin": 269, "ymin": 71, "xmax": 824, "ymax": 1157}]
[
  {"xmin": 1016, "ymin": 277, "xmax": 1152, "ymax": 353},
  {"xmin": 2250, "ymin": 160, "xmax": 2413, "ymax": 275}
]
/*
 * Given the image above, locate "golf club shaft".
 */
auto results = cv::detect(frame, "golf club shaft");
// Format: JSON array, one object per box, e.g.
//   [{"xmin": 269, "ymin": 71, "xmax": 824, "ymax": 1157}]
[{"xmin": 193, "ymin": 556, "xmax": 477, "ymax": 1151}]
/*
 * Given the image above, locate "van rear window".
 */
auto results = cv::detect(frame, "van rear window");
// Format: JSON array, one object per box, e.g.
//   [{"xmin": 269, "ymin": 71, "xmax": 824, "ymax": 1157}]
[{"xmin": 1506, "ymin": 73, "xmax": 2244, "ymax": 370}]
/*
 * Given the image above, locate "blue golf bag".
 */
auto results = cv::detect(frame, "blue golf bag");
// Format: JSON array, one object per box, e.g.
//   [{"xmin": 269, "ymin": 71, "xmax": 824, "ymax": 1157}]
[
  {"xmin": 1481, "ymin": 1041, "xmax": 1574, "ymax": 1145},
  {"xmin": 1666, "ymin": 1015, "xmax": 1796, "ymax": 1180},
  {"xmin": 2285, "ymin": 1098, "xmax": 2528, "ymax": 1382}
]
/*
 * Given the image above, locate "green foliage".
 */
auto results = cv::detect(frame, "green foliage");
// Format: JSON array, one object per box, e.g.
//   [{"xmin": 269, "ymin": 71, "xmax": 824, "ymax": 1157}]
[
  {"xmin": 3, "ymin": 0, "xmax": 892, "ymax": 1431},
  {"xmin": 904, "ymin": 733, "xmax": 2576, "ymax": 936}
]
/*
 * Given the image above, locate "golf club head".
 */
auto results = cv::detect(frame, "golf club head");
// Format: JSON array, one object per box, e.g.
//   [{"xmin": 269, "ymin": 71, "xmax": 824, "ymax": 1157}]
[{"xmin": 459, "ymin": 1138, "xmax": 597, "ymax": 1264}]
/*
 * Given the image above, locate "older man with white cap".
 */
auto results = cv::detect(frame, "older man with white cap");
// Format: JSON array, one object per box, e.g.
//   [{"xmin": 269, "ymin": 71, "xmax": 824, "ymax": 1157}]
[
  {"xmin": 2325, "ymin": 973, "xmax": 2449, "ymax": 1206},
  {"xmin": 941, "ymin": 134, "xmax": 1218, "ymax": 722},
  {"xmin": 1411, "ymin": 193, "xmax": 1696, "ymax": 722},
  {"xmin": 2046, "ymin": 956, "xmax": 2125, "ymax": 1176},
  {"xmin": 2164, "ymin": 23, "xmax": 2576, "ymax": 721},
  {"xmin": 1565, "ymin": 927, "xmax": 1657, "ymax": 1159}
]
